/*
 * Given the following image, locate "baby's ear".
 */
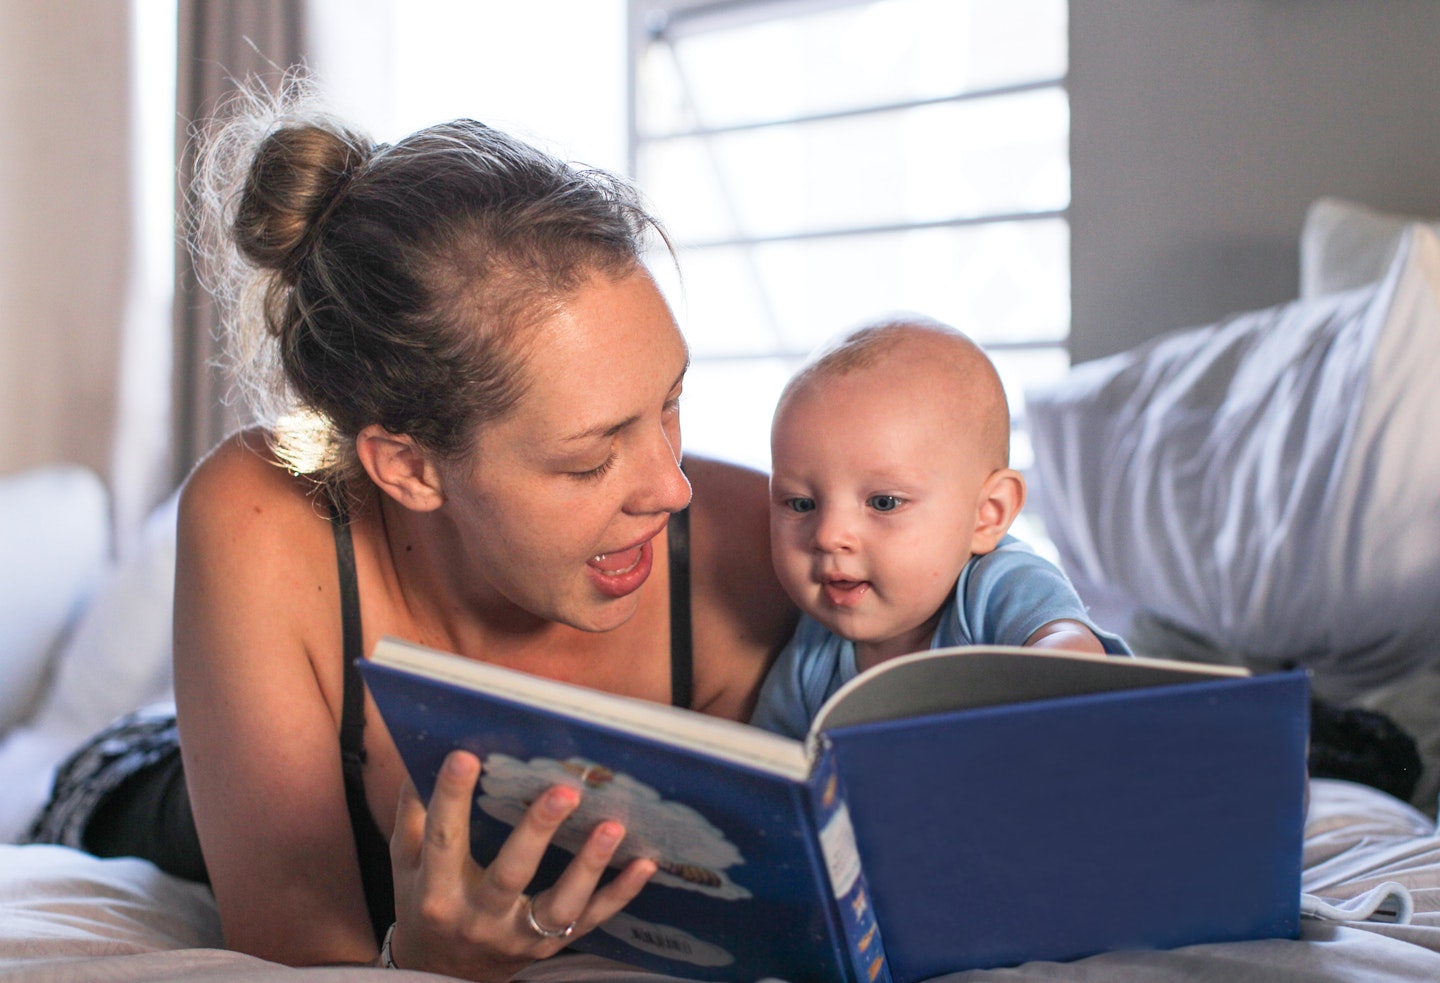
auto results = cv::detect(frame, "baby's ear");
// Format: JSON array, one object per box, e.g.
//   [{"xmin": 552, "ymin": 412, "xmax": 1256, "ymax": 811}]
[
  {"xmin": 970, "ymin": 468, "xmax": 1025, "ymax": 554},
  {"xmin": 355, "ymin": 425, "xmax": 446, "ymax": 512}
]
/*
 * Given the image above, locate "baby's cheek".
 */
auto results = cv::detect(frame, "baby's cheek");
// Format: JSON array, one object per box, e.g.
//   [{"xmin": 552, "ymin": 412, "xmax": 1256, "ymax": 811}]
[{"xmin": 772, "ymin": 551, "xmax": 811, "ymax": 597}]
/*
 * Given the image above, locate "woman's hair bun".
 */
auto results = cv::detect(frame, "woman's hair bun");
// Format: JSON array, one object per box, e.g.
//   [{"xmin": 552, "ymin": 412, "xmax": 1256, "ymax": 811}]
[
  {"xmin": 190, "ymin": 73, "xmax": 664, "ymax": 495},
  {"xmin": 231, "ymin": 123, "xmax": 371, "ymax": 279}
]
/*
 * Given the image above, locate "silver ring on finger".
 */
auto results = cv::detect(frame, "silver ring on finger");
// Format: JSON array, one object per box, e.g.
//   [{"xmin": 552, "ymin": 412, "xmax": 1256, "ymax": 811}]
[{"xmin": 525, "ymin": 896, "xmax": 577, "ymax": 940}]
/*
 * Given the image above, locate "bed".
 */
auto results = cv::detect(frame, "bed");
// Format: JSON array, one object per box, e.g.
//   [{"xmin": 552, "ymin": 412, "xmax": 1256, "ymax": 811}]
[
  {"xmin": 1, "ymin": 785, "xmax": 1438, "ymax": 983},
  {"xmin": 4, "ymin": 196, "xmax": 1440, "ymax": 981}
]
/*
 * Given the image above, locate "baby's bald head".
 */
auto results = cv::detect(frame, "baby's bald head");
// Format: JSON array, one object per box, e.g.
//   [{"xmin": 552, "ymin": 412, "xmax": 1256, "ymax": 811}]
[{"xmin": 776, "ymin": 316, "xmax": 1011, "ymax": 470}]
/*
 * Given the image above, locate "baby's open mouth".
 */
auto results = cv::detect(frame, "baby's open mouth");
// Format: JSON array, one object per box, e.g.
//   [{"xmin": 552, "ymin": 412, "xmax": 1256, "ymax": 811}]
[{"xmin": 822, "ymin": 578, "xmax": 870, "ymax": 607}]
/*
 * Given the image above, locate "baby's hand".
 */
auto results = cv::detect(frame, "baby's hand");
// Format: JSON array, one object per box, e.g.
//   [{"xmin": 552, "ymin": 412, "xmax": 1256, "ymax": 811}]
[{"xmin": 1025, "ymin": 619, "xmax": 1108, "ymax": 655}]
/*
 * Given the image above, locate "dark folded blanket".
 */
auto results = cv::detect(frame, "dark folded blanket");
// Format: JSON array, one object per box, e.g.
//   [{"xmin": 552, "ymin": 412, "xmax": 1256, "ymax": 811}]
[{"xmin": 1309, "ymin": 698, "xmax": 1422, "ymax": 803}]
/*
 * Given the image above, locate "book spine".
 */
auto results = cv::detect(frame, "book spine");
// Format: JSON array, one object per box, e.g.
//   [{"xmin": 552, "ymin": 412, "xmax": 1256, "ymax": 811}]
[{"xmin": 802, "ymin": 738, "xmax": 893, "ymax": 983}]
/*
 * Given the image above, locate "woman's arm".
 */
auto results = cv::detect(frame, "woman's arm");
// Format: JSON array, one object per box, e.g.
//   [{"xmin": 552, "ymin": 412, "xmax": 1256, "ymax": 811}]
[
  {"xmin": 174, "ymin": 435, "xmax": 655, "ymax": 977},
  {"xmin": 173, "ymin": 435, "xmax": 380, "ymax": 964}
]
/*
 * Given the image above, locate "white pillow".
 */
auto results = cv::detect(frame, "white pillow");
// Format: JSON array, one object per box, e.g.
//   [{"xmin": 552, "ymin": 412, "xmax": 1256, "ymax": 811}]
[
  {"xmin": 1028, "ymin": 225, "xmax": 1440, "ymax": 703},
  {"xmin": 0, "ymin": 466, "xmax": 108, "ymax": 735},
  {"xmin": 27, "ymin": 490, "xmax": 179, "ymax": 743},
  {"xmin": 0, "ymin": 492, "xmax": 177, "ymax": 843},
  {"xmin": 1300, "ymin": 196, "xmax": 1440, "ymax": 299}
]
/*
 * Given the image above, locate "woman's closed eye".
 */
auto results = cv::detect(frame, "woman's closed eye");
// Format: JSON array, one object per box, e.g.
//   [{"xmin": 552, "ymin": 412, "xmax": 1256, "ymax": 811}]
[{"xmin": 570, "ymin": 453, "xmax": 617, "ymax": 481}]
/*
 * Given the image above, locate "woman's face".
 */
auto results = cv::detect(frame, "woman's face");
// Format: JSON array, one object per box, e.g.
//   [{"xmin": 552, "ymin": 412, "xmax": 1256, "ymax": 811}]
[{"xmin": 440, "ymin": 267, "xmax": 692, "ymax": 633}]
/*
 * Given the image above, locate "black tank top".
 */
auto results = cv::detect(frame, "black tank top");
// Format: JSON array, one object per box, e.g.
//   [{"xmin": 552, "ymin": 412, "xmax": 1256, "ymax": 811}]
[{"xmin": 330, "ymin": 504, "xmax": 695, "ymax": 943}]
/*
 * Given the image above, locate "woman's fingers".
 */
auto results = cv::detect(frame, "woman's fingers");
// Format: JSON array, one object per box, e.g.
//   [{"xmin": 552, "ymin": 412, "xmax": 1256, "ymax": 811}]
[
  {"xmin": 388, "ymin": 753, "xmax": 488, "ymax": 975},
  {"xmin": 392, "ymin": 757, "xmax": 657, "ymax": 972},
  {"xmin": 517, "ymin": 816, "xmax": 617, "ymax": 936},
  {"xmin": 409, "ymin": 751, "xmax": 483, "ymax": 908},
  {"xmin": 521, "ymin": 819, "xmax": 658, "ymax": 943},
  {"xmin": 391, "ymin": 771, "xmax": 427, "ymax": 865},
  {"xmin": 476, "ymin": 784, "xmax": 582, "ymax": 905}
]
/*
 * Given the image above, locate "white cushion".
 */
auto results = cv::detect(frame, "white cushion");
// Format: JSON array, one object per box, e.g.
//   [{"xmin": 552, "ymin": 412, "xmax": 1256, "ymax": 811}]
[
  {"xmin": 1300, "ymin": 196, "xmax": 1440, "ymax": 299},
  {"xmin": 0, "ymin": 491, "xmax": 177, "ymax": 843},
  {"xmin": 1027, "ymin": 225, "xmax": 1440, "ymax": 703},
  {"xmin": 28, "ymin": 490, "xmax": 179, "ymax": 742},
  {"xmin": 0, "ymin": 466, "xmax": 108, "ymax": 735}
]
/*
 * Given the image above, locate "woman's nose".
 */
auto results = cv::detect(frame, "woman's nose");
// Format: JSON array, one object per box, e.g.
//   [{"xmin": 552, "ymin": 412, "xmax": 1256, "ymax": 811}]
[{"xmin": 632, "ymin": 424, "xmax": 692, "ymax": 515}]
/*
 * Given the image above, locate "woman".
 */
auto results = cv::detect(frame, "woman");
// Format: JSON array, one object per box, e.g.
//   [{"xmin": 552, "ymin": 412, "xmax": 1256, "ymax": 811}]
[{"xmin": 46, "ymin": 89, "xmax": 795, "ymax": 978}]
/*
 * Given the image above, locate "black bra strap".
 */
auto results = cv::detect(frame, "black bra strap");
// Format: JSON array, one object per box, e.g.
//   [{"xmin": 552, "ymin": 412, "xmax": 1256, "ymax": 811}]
[
  {"xmin": 331, "ymin": 499, "xmax": 366, "ymax": 774},
  {"xmin": 328, "ymin": 496, "xmax": 394, "ymax": 945},
  {"xmin": 668, "ymin": 507, "xmax": 693, "ymax": 710}
]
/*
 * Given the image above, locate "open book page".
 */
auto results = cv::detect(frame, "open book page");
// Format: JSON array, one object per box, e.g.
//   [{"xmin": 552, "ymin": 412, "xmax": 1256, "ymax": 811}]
[
  {"xmin": 370, "ymin": 636, "xmax": 812, "ymax": 780},
  {"xmin": 812, "ymin": 645, "xmax": 1252, "ymax": 735}
]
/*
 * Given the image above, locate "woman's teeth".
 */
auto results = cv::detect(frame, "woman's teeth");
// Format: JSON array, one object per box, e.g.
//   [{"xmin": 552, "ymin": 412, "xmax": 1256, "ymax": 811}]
[{"xmin": 591, "ymin": 549, "xmax": 642, "ymax": 576}]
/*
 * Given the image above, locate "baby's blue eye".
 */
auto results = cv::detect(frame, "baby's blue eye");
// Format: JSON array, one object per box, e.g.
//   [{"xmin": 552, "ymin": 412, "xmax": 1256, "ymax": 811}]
[
  {"xmin": 787, "ymin": 498, "xmax": 816, "ymax": 514},
  {"xmin": 869, "ymin": 495, "xmax": 900, "ymax": 512}
]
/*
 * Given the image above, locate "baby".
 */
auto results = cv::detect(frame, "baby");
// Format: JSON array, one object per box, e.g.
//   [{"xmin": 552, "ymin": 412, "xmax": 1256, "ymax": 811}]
[{"xmin": 751, "ymin": 317, "xmax": 1129, "ymax": 738}]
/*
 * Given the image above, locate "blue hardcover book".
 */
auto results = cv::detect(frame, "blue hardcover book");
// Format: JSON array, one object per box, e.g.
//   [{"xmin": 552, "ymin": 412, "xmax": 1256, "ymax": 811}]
[
  {"xmin": 361, "ymin": 637, "xmax": 890, "ymax": 983},
  {"xmin": 361, "ymin": 640, "xmax": 1308, "ymax": 983},
  {"xmin": 810, "ymin": 650, "xmax": 1309, "ymax": 983}
]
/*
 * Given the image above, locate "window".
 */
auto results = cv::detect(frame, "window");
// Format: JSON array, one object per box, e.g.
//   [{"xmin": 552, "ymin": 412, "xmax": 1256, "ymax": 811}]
[
  {"xmin": 630, "ymin": 0, "xmax": 1070, "ymax": 473},
  {"xmin": 115, "ymin": 0, "xmax": 178, "ymax": 541}
]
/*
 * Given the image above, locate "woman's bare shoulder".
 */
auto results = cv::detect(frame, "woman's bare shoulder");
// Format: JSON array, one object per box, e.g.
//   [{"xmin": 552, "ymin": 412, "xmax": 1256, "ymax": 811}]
[
  {"xmin": 181, "ymin": 430, "xmax": 328, "ymax": 527},
  {"xmin": 684, "ymin": 456, "xmax": 788, "ymax": 614},
  {"xmin": 683, "ymin": 455, "xmax": 797, "ymax": 719},
  {"xmin": 176, "ymin": 431, "xmax": 339, "ymax": 598},
  {"xmin": 684, "ymin": 455, "xmax": 772, "ymax": 575}
]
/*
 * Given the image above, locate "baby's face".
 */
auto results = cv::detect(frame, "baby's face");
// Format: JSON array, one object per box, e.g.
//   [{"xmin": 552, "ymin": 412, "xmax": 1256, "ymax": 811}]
[{"xmin": 769, "ymin": 366, "xmax": 996, "ymax": 663}]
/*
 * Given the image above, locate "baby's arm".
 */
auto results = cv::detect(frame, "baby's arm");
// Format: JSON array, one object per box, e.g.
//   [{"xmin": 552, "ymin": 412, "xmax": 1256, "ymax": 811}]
[{"xmin": 1025, "ymin": 619, "xmax": 1109, "ymax": 655}]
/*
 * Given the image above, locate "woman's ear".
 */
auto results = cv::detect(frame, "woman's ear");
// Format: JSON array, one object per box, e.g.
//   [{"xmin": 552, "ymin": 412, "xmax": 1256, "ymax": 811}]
[
  {"xmin": 355, "ymin": 425, "xmax": 445, "ymax": 512},
  {"xmin": 970, "ymin": 468, "xmax": 1025, "ymax": 554}
]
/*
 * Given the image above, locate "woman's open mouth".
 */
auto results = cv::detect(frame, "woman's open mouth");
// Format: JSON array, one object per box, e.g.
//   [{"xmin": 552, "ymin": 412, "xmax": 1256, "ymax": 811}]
[
  {"xmin": 585, "ymin": 532, "xmax": 660, "ymax": 599},
  {"xmin": 590, "ymin": 546, "xmax": 645, "ymax": 577}
]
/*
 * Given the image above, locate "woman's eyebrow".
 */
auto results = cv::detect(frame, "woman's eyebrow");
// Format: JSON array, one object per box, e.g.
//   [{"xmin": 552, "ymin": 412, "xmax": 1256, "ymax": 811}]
[
  {"xmin": 561, "ymin": 367, "xmax": 687, "ymax": 443},
  {"xmin": 563, "ymin": 415, "xmax": 637, "ymax": 443}
]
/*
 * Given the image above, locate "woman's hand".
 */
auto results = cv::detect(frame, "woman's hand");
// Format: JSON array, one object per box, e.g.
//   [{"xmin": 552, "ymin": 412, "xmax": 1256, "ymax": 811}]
[{"xmin": 388, "ymin": 750, "xmax": 656, "ymax": 982}]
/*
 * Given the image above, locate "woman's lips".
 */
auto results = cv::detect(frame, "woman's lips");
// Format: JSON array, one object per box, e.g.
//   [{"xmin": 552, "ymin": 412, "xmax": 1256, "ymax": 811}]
[
  {"xmin": 590, "ymin": 545, "xmax": 645, "ymax": 576},
  {"xmin": 586, "ymin": 539, "xmax": 656, "ymax": 598}
]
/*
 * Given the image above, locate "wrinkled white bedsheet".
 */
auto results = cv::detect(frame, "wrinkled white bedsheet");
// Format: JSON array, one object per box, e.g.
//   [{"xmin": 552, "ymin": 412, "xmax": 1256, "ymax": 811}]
[{"xmin": 3, "ymin": 779, "xmax": 1438, "ymax": 982}]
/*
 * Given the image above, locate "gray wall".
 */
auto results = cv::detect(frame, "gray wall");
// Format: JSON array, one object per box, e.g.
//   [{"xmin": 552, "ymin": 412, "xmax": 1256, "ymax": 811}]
[{"xmin": 1069, "ymin": 0, "xmax": 1440, "ymax": 362}]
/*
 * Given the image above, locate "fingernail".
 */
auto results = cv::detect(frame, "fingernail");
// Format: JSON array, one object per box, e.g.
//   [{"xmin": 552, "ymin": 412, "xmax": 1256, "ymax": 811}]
[
  {"xmin": 593, "ymin": 822, "xmax": 622, "ymax": 849},
  {"xmin": 542, "ymin": 786, "xmax": 579, "ymax": 818}
]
